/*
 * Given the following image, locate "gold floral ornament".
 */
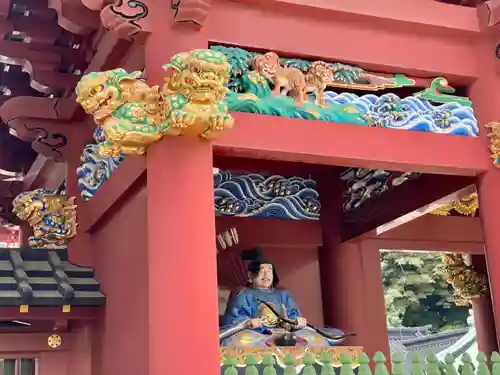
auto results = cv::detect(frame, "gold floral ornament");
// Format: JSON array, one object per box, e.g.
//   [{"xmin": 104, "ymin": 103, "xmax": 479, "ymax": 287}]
[
  {"xmin": 486, "ymin": 122, "xmax": 500, "ymax": 167},
  {"xmin": 12, "ymin": 189, "xmax": 78, "ymax": 249},
  {"xmin": 75, "ymin": 49, "xmax": 234, "ymax": 157},
  {"xmin": 442, "ymin": 253, "xmax": 488, "ymax": 306},
  {"xmin": 430, "ymin": 191, "xmax": 478, "ymax": 216},
  {"xmin": 47, "ymin": 334, "xmax": 62, "ymax": 348}
]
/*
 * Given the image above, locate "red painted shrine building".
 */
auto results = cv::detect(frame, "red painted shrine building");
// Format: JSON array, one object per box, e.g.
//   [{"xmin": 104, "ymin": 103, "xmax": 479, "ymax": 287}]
[{"xmin": 0, "ymin": 0, "xmax": 500, "ymax": 374}]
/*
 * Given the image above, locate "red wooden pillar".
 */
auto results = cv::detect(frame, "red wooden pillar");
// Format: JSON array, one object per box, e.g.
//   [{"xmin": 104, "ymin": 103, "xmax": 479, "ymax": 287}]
[
  {"xmin": 317, "ymin": 174, "xmax": 389, "ymax": 356},
  {"xmin": 470, "ymin": 255, "xmax": 498, "ymax": 355},
  {"xmin": 470, "ymin": 35, "xmax": 500, "ymax": 347},
  {"xmin": 144, "ymin": 10, "xmax": 219, "ymax": 375}
]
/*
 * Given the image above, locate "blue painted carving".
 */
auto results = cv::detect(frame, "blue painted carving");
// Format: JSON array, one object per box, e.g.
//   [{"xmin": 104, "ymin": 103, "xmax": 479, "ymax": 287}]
[
  {"xmin": 210, "ymin": 46, "xmax": 478, "ymax": 137},
  {"xmin": 76, "ymin": 125, "xmax": 421, "ymax": 213},
  {"xmin": 76, "ymin": 125, "xmax": 125, "ymax": 201},
  {"xmin": 214, "ymin": 171, "xmax": 320, "ymax": 220},
  {"xmin": 340, "ymin": 168, "xmax": 420, "ymax": 212},
  {"xmin": 325, "ymin": 92, "xmax": 478, "ymax": 136}
]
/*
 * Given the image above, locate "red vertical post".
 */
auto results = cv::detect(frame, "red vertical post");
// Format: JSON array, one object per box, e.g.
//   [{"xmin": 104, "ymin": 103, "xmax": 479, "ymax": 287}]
[
  {"xmin": 470, "ymin": 255, "xmax": 498, "ymax": 356},
  {"xmin": 143, "ymin": 7, "xmax": 219, "ymax": 375},
  {"xmin": 470, "ymin": 35, "xmax": 500, "ymax": 347},
  {"xmin": 317, "ymin": 173, "xmax": 389, "ymax": 356}
]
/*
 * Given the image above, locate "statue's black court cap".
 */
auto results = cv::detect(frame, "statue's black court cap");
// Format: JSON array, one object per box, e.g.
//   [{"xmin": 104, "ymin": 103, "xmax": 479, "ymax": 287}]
[{"xmin": 241, "ymin": 247, "xmax": 279, "ymax": 287}]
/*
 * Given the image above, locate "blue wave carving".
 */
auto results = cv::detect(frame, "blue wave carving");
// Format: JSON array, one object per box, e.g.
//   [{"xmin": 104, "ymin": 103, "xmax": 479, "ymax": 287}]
[
  {"xmin": 325, "ymin": 92, "xmax": 478, "ymax": 136},
  {"xmin": 76, "ymin": 144, "xmax": 124, "ymax": 201},
  {"xmin": 214, "ymin": 171, "xmax": 320, "ymax": 220}
]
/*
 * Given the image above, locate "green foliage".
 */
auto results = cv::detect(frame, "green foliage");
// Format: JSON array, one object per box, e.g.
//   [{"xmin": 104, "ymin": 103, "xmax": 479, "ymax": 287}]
[
  {"xmin": 280, "ymin": 58, "xmax": 312, "ymax": 72},
  {"xmin": 381, "ymin": 251, "xmax": 469, "ymax": 331},
  {"xmin": 330, "ymin": 63, "xmax": 363, "ymax": 84},
  {"xmin": 209, "ymin": 46, "xmax": 257, "ymax": 93}
]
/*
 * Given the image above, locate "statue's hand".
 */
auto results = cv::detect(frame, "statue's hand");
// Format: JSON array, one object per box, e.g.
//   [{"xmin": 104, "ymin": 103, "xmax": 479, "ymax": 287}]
[
  {"xmin": 248, "ymin": 318, "xmax": 262, "ymax": 329},
  {"xmin": 296, "ymin": 317, "xmax": 307, "ymax": 329}
]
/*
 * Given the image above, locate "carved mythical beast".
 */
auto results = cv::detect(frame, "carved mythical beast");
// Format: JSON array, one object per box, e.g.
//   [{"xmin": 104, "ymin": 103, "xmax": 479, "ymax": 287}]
[
  {"xmin": 75, "ymin": 49, "xmax": 234, "ymax": 157},
  {"xmin": 75, "ymin": 69, "xmax": 164, "ymax": 157},
  {"xmin": 12, "ymin": 189, "xmax": 78, "ymax": 249},
  {"xmin": 443, "ymin": 253, "xmax": 488, "ymax": 306},
  {"xmin": 161, "ymin": 49, "xmax": 234, "ymax": 139}
]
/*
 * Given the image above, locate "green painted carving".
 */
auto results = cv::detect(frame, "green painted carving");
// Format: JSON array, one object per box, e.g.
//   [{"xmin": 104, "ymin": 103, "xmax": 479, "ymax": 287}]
[
  {"xmin": 358, "ymin": 353, "xmax": 373, "ymax": 375},
  {"xmin": 283, "ymin": 353, "xmax": 296, "ymax": 375},
  {"xmin": 413, "ymin": 77, "xmax": 472, "ymax": 107},
  {"xmin": 209, "ymin": 45, "xmax": 413, "ymax": 126},
  {"xmin": 426, "ymin": 352, "xmax": 440, "ymax": 375},
  {"xmin": 220, "ymin": 352, "xmax": 500, "ymax": 375},
  {"xmin": 374, "ymin": 352, "xmax": 389, "ymax": 375},
  {"xmin": 209, "ymin": 46, "xmax": 478, "ymax": 137},
  {"xmin": 223, "ymin": 355, "xmax": 238, "ymax": 375},
  {"xmin": 320, "ymin": 351, "xmax": 335, "ymax": 375},
  {"xmin": 392, "ymin": 352, "xmax": 406, "ymax": 375},
  {"xmin": 245, "ymin": 354, "xmax": 259, "ymax": 375},
  {"xmin": 477, "ymin": 352, "xmax": 491, "ymax": 375},
  {"xmin": 445, "ymin": 354, "xmax": 459, "ymax": 375},
  {"xmin": 460, "ymin": 354, "xmax": 475, "ymax": 375},
  {"xmin": 491, "ymin": 352, "xmax": 500, "ymax": 375},
  {"xmin": 340, "ymin": 353, "xmax": 355, "ymax": 375},
  {"xmin": 262, "ymin": 354, "xmax": 277, "ymax": 375},
  {"xmin": 303, "ymin": 353, "xmax": 317, "ymax": 375},
  {"xmin": 411, "ymin": 353, "xmax": 424, "ymax": 375}
]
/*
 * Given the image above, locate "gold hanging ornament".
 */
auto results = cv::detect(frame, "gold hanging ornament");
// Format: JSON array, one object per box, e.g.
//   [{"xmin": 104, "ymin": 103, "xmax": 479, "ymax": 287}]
[
  {"xmin": 430, "ymin": 191, "xmax": 478, "ymax": 216},
  {"xmin": 442, "ymin": 253, "xmax": 489, "ymax": 306}
]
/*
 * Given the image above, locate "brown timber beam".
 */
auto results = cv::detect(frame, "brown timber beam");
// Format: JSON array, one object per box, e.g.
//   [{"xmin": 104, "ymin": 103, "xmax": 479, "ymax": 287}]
[
  {"xmin": 359, "ymin": 214, "xmax": 484, "ymax": 253},
  {"xmin": 341, "ymin": 174, "xmax": 475, "ymax": 241}
]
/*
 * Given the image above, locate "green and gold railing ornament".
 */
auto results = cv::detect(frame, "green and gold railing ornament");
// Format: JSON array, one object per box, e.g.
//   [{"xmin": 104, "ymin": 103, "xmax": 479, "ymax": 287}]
[
  {"xmin": 12, "ymin": 189, "xmax": 78, "ymax": 249},
  {"xmin": 443, "ymin": 253, "xmax": 488, "ymax": 306},
  {"xmin": 221, "ymin": 351, "xmax": 500, "ymax": 375},
  {"xmin": 413, "ymin": 77, "xmax": 472, "ymax": 107},
  {"xmin": 75, "ymin": 49, "xmax": 234, "ymax": 157},
  {"xmin": 486, "ymin": 122, "xmax": 500, "ymax": 167},
  {"xmin": 430, "ymin": 191, "xmax": 478, "ymax": 216}
]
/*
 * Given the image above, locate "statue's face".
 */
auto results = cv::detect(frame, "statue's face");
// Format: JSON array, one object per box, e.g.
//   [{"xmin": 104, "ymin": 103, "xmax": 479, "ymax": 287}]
[{"xmin": 251, "ymin": 263, "xmax": 274, "ymax": 290}]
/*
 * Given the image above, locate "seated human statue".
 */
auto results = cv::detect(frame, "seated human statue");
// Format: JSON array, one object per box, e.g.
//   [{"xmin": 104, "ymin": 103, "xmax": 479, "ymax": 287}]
[{"xmin": 219, "ymin": 248, "xmax": 347, "ymax": 348}]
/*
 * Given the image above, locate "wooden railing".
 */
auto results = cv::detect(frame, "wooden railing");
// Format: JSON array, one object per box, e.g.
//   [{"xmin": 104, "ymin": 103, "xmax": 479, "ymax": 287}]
[{"xmin": 221, "ymin": 351, "xmax": 498, "ymax": 375}]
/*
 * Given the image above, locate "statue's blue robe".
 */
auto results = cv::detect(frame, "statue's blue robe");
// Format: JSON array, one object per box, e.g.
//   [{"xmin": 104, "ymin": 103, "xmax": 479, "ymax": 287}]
[
  {"xmin": 220, "ymin": 287, "xmax": 331, "ymax": 347},
  {"xmin": 222, "ymin": 287, "xmax": 300, "ymax": 333}
]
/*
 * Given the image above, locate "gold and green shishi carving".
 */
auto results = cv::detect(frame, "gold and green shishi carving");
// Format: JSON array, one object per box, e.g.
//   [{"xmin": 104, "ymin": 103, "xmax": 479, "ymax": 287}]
[
  {"xmin": 75, "ymin": 49, "xmax": 234, "ymax": 157},
  {"xmin": 12, "ymin": 189, "xmax": 78, "ymax": 249},
  {"xmin": 443, "ymin": 253, "xmax": 488, "ymax": 306}
]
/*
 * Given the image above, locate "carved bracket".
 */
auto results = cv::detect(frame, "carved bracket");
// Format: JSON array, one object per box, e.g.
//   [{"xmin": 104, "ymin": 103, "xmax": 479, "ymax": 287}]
[
  {"xmin": 171, "ymin": 0, "xmax": 213, "ymax": 28},
  {"xmin": 0, "ymin": 97, "xmax": 88, "ymax": 161},
  {"xmin": 100, "ymin": 0, "xmax": 151, "ymax": 40},
  {"xmin": 478, "ymin": 0, "xmax": 500, "ymax": 29}
]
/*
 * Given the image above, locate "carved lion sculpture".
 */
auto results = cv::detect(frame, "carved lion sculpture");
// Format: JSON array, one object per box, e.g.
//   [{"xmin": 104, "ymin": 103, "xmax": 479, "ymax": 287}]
[
  {"xmin": 252, "ymin": 52, "xmax": 307, "ymax": 107},
  {"xmin": 75, "ymin": 69, "xmax": 164, "ymax": 156},
  {"xmin": 75, "ymin": 49, "xmax": 234, "ymax": 151},
  {"xmin": 161, "ymin": 49, "xmax": 234, "ymax": 139},
  {"xmin": 305, "ymin": 61, "xmax": 335, "ymax": 107},
  {"xmin": 12, "ymin": 189, "xmax": 78, "ymax": 249}
]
